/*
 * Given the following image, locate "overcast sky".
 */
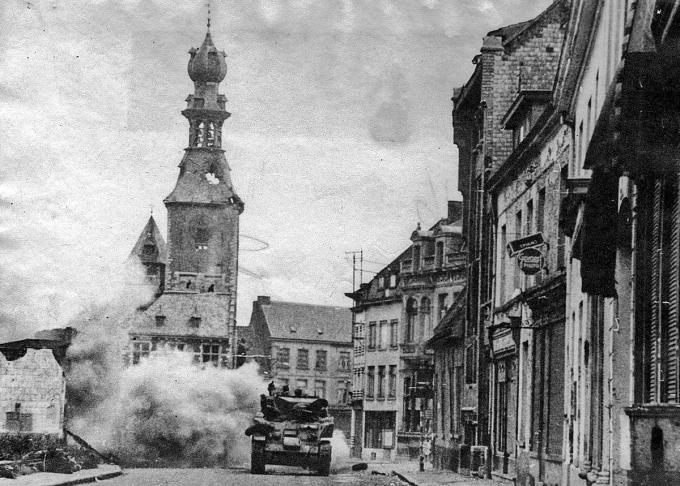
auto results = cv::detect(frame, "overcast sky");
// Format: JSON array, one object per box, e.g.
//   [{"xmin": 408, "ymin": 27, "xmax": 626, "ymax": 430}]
[{"xmin": 0, "ymin": 0, "xmax": 551, "ymax": 339}]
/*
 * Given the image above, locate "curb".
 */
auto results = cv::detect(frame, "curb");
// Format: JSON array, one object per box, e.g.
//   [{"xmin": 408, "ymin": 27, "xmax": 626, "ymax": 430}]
[
  {"xmin": 22, "ymin": 469, "xmax": 123, "ymax": 486},
  {"xmin": 392, "ymin": 470, "xmax": 418, "ymax": 486},
  {"xmin": 45, "ymin": 469, "xmax": 123, "ymax": 486}
]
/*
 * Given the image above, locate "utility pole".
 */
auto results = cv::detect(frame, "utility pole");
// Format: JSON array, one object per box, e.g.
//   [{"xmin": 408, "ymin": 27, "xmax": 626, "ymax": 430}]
[{"xmin": 345, "ymin": 250, "xmax": 364, "ymax": 302}]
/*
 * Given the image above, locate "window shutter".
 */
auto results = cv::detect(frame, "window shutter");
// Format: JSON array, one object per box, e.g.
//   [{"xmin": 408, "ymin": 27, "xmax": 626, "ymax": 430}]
[
  {"xmin": 664, "ymin": 176, "xmax": 679, "ymax": 402},
  {"xmin": 650, "ymin": 179, "xmax": 662, "ymax": 401}
]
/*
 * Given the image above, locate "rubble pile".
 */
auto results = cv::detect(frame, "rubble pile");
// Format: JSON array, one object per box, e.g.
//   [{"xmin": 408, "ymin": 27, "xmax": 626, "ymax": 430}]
[{"xmin": 0, "ymin": 442, "xmax": 106, "ymax": 479}]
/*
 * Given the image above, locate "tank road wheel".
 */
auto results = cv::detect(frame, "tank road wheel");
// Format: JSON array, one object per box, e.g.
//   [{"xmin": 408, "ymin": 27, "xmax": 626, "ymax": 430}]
[{"xmin": 251, "ymin": 441, "xmax": 266, "ymax": 475}]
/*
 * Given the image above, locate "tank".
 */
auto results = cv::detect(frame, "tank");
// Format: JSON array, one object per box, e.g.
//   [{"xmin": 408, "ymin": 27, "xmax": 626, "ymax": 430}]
[{"xmin": 245, "ymin": 389, "xmax": 334, "ymax": 476}]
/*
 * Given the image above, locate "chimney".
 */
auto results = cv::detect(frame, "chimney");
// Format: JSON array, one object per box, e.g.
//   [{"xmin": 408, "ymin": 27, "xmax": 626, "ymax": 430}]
[
  {"xmin": 257, "ymin": 295, "xmax": 271, "ymax": 305},
  {"xmin": 448, "ymin": 200, "xmax": 463, "ymax": 224}
]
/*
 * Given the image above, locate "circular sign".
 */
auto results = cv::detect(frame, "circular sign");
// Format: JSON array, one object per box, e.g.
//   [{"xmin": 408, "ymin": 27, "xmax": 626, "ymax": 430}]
[{"xmin": 517, "ymin": 247, "xmax": 544, "ymax": 275}]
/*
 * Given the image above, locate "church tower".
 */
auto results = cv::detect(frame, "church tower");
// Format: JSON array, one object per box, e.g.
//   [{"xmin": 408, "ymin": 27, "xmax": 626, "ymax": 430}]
[
  {"xmin": 128, "ymin": 27, "xmax": 245, "ymax": 368},
  {"xmin": 164, "ymin": 30, "xmax": 243, "ymax": 296}
]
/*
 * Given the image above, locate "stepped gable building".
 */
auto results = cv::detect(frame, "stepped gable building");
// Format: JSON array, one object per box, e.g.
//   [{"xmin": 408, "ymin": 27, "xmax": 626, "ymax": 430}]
[
  {"xmin": 248, "ymin": 296, "xmax": 352, "ymax": 436},
  {"xmin": 126, "ymin": 28, "xmax": 247, "ymax": 367}
]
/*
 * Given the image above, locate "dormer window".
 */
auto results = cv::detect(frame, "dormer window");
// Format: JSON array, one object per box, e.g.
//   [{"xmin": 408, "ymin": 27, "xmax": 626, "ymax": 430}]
[
  {"xmin": 155, "ymin": 315, "xmax": 166, "ymax": 327},
  {"xmin": 502, "ymin": 90, "xmax": 551, "ymax": 150},
  {"xmin": 189, "ymin": 316, "xmax": 201, "ymax": 328}
]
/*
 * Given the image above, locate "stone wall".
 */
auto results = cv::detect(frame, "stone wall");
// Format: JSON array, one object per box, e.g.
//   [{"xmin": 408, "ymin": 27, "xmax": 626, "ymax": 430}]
[{"xmin": 0, "ymin": 349, "xmax": 65, "ymax": 435}]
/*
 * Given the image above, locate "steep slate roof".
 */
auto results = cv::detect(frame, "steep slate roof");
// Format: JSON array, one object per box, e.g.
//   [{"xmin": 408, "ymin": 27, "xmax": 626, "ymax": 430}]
[
  {"xmin": 165, "ymin": 152, "xmax": 241, "ymax": 206},
  {"xmin": 260, "ymin": 300, "xmax": 351, "ymax": 344},
  {"xmin": 128, "ymin": 216, "xmax": 167, "ymax": 264},
  {"xmin": 488, "ymin": 19, "xmax": 533, "ymax": 41},
  {"xmin": 131, "ymin": 293, "xmax": 231, "ymax": 338}
]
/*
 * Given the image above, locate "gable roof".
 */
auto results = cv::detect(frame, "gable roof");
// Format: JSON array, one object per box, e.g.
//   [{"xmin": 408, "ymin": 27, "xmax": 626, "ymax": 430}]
[
  {"xmin": 128, "ymin": 216, "xmax": 167, "ymax": 264},
  {"xmin": 131, "ymin": 292, "xmax": 233, "ymax": 338},
  {"xmin": 259, "ymin": 300, "xmax": 351, "ymax": 344}
]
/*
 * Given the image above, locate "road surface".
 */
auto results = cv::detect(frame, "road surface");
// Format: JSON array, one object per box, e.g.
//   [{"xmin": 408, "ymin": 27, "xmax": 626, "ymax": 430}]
[{"xmin": 104, "ymin": 466, "xmax": 403, "ymax": 486}]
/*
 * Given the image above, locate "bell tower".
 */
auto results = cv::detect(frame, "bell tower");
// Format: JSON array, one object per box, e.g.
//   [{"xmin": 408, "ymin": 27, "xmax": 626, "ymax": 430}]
[
  {"xmin": 127, "ymin": 21, "xmax": 250, "ymax": 370},
  {"xmin": 164, "ymin": 28, "xmax": 243, "ymax": 299}
]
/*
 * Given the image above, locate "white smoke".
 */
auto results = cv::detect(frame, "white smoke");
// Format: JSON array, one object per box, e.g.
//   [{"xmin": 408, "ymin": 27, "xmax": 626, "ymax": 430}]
[
  {"xmin": 111, "ymin": 354, "xmax": 265, "ymax": 467},
  {"xmin": 64, "ymin": 263, "xmax": 267, "ymax": 467},
  {"xmin": 330, "ymin": 430, "xmax": 351, "ymax": 470}
]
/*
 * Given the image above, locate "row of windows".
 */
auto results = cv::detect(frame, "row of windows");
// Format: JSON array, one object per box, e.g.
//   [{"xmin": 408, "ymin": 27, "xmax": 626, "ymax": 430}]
[
  {"xmin": 365, "ymin": 365, "xmax": 397, "ymax": 399},
  {"xmin": 275, "ymin": 377, "xmax": 351, "ymax": 404},
  {"xmin": 275, "ymin": 348, "xmax": 351, "ymax": 372},
  {"xmin": 131, "ymin": 341, "xmax": 228, "ymax": 367},
  {"xmin": 367, "ymin": 320, "xmax": 399, "ymax": 349}
]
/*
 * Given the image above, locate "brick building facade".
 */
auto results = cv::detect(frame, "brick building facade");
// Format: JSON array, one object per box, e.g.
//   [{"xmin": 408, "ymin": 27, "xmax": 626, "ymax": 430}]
[{"xmin": 442, "ymin": 1, "xmax": 680, "ymax": 485}]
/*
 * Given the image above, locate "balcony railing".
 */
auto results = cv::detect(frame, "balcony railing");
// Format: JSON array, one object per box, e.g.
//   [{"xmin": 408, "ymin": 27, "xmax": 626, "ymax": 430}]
[
  {"xmin": 400, "ymin": 342, "xmax": 416, "ymax": 354},
  {"xmin": 399, "ymin": 343, "xmax": 432, "ymax": 356},
  {"xmin": 445, "ymin": 253, "xmax": 466, "ymax": 266},
  {"xmin": 351, "ymin": 390, "xmax": 364, "ymax": 401}
]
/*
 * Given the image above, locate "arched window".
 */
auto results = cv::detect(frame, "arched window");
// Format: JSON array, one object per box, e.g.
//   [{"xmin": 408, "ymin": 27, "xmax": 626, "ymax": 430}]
[
  {"xmin": 405, "ymin": 297, "xmax": 418, "ymax": 343},
  {"xmin": 206, "ymin": 121, "xmax": 216, "ymax": 147},
  {"xmin": 194, "ymin": 216, "xmax": 210, "ymax": 250},
  {"xmin": 196, "ymin": 122, "xmax": 205, "ymax": 146},
  {"xmin": 420, "ymin": 297, "xmax": 431, "ymax": 339}
]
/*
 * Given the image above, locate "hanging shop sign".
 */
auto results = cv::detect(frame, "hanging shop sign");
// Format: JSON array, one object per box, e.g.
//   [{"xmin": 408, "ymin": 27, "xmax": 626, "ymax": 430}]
[
  {"xmin": 506, "ymin": 233, "xmax": 545, "ymax": 257},
  {"xmin": 516, "ymin": 247, "xmax": 545, "ymax": 275}
]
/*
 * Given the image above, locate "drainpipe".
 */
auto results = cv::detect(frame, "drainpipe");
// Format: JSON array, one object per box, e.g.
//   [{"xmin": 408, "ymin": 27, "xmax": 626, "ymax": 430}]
[{"xmin": 477, "ymin": 99, "xmax": 492, "ymax": 478}]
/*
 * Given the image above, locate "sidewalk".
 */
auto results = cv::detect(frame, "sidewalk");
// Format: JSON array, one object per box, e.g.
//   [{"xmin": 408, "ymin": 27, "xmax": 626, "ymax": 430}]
[
  {"xmin": 0, "ymin": 465, "xmax": 122, "ymax": 486},
  {"xmin": 371, "ymin": 461, "xmax": 495, "ymax": 486}
]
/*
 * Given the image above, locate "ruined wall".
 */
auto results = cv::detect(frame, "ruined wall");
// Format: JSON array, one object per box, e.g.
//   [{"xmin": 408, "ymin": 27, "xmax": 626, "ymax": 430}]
[{"xmin": 0, "ymin": 349, "xmax": 65, "ymax": 435}]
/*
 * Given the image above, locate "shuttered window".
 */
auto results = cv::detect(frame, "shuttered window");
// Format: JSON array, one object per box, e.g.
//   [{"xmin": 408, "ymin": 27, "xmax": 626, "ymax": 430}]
[{"xmin": 644, "ymin": 175, "xmax": 680, "ymax": 403}]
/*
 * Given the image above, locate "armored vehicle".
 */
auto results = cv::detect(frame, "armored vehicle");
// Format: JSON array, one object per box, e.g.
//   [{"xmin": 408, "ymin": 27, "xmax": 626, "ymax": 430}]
[{"xmin": 245, "ymin": 390, "xmax": 334, "ymax": 475}]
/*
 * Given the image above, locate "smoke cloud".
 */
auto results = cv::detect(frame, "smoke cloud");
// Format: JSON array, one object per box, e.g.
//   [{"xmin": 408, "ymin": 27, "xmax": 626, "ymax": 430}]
[
  {"xmin": 330, "ymin": 430, "xmax": 350, "ymax": 470},
  {"xmin": 112, "ymin": 355, "xmax": 264, "ymax": 467},
  {"xmin": 64, "ymin": 264, "xmax": 266, "ymax": 467}
]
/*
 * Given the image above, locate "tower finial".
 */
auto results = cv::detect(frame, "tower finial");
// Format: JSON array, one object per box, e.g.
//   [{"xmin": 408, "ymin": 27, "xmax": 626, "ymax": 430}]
[{"xmin": 207, "ymin": 0, "xmax": 211, "ymax": 31}]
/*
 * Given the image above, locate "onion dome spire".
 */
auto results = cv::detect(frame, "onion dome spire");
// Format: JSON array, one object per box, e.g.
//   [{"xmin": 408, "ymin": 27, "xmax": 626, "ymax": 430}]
[{"xmin": 187, "ymin": 31, "xmax": 227, "ymax": 84}]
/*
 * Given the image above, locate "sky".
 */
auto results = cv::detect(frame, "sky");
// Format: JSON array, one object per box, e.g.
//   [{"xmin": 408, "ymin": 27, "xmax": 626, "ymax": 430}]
[{"xmin": 0, "ymin": 0, "xmax": 551, "ymax": 339}]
